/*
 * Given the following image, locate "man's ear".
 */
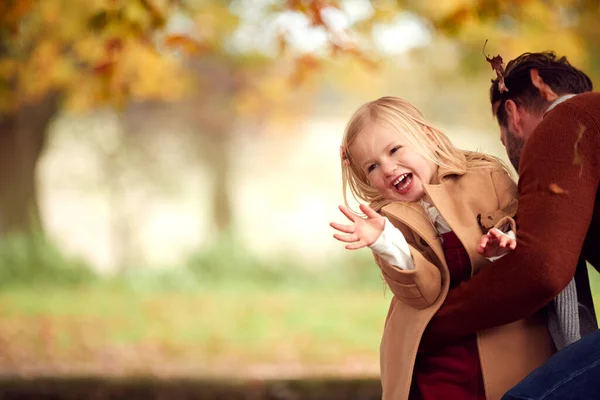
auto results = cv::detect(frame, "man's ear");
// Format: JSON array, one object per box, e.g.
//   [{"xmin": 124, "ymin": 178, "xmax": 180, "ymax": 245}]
[
  {"xmin": 504, "ymin": 100, "xmax": 520, "ymax": 130},
  {"xmin": 530, "ymin": 69, "xmax": 559, "ymax": 102}
]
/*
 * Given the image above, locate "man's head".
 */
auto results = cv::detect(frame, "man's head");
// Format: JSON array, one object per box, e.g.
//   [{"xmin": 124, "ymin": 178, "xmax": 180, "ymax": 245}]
[{"xmin": 490, "ymin": 52, "xmax": 593, "ymax": 171}]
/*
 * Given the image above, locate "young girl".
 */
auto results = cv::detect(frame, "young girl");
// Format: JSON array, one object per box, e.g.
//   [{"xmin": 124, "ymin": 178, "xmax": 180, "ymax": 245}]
[{"xmin": 330, "ymin": 97, "xmax": 556, "ymax": 400}]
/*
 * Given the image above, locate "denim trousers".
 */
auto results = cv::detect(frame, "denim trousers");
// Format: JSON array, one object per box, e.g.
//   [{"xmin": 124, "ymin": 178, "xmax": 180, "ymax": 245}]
[{"xmin": 502, "ymin": 329, "xmax": 600, "ymax": 399}]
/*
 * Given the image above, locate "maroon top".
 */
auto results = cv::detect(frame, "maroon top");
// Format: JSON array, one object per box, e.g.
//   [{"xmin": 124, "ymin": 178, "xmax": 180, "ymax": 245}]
[{"xmin": 410, "ymin": 231, "xmax": 486, "ymax": 400}]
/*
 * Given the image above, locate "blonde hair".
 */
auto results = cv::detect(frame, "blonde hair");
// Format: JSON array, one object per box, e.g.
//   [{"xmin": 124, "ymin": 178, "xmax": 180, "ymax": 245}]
[{"xmin": 341, "ymin": 96, "xmax": 511, "ymax": 212}]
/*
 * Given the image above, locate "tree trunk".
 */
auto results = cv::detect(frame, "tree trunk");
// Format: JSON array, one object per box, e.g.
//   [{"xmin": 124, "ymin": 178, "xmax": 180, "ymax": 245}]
[
  {"xmin": 0, "ymin": 95, "xmax": 58, "ymax": 235},
  {"xmin": 204, "ymin": 130, "xmax": 233, "ymax": 233},
  {"xmin": 190, "ymin": 56, "xmax": 239, "ymax": 236}
]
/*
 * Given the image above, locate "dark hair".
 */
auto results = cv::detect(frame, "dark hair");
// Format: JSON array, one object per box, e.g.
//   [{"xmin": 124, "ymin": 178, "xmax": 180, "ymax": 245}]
[{"xmin": 490, "ymin": 51, "xmax": 593, "ymax": 126}]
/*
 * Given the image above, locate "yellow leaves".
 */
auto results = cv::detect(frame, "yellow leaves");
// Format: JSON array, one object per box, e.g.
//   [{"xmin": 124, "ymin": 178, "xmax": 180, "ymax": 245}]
[
  {"xmin": 417, "ymin": 0, "xmax": 478, "ymax": 23},
  {"xmin": 73, "ymin": 36, "xmax": 107, "ymax": 66},
  {"xmin": 0, "ymin": 59, "xmax": 19, "ymax": 80},
  {"xmin": 16, "ymin": 40, "xmax": 69, "ymax": 102},
  {"xmin": 39, "ymin": 1, "xmax": 62, "ymax": 26},
  {"xmin": 141, "ymin": 0, "xmax": 171, "ymax": 29},
  {"xmin": 122, "ymin": 41, "xmax": 188, "ymax": 101},
  {"xmin": 31, "ymin": 41, "xmax": 61, "ymax": 71},
  {"xmin": 193, "ymin": 3, "xmax": 240, "ymax": 43},
  {"xmin": 0, "ymin": 0, "xmax": 34, "ymax": 33},
  {"xmin": 65, "ymin": 35, "xmax": 189, "ymax": 112},
  {"xmin": 123, "ymin": 1, "xmax": 154, "ymax": 30}
]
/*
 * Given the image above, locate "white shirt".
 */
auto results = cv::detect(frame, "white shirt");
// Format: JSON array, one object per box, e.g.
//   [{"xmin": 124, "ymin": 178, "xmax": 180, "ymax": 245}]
[{"xmin": 369, "ymin": 201, "xmax": 514, "ymax": 270}]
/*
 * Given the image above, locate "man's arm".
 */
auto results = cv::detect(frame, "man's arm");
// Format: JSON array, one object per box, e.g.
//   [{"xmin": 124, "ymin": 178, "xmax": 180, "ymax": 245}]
[{"xmin": 420, "ymin": 105, "xmax": 600, "ymax": 351}]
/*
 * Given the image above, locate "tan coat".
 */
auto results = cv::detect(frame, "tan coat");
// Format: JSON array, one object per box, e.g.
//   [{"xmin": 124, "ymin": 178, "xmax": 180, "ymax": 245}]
[{"xmin": 375, "ymin": 166, "xmax": 556, "ymax": 400}]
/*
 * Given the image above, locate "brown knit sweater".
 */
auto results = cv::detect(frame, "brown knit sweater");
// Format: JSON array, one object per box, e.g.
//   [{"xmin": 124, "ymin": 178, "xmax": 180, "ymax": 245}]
[{"xmin": 421, "ymin": 92, "xmax": 600, "ymax": 350}]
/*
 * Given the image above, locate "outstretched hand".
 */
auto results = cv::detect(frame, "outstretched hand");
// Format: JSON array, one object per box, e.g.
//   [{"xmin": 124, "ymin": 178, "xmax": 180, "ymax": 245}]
[
  {"xmin": 330, "ymin": 204, "xmax": 385, "ymax": 250},
  {"xmin": 477, "ymin": 228, "xmax": 516, "ymax": 258}
]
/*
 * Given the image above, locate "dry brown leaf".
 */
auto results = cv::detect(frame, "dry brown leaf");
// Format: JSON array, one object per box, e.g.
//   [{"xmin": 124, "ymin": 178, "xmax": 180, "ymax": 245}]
[
  {"xmin": 483, "ymin": 40, "xmax": 508, "ymax": 93},
  {"xmin": 573, "ymin": 122, "xmax": 586, "ymax": 176},
  {"xmin": 548, "ymin": 183, "xmax": 568, "ymax": 195}
]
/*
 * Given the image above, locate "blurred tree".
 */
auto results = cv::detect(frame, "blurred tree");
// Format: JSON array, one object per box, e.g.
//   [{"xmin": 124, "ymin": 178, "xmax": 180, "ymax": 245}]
[
  {"xmin": 0, "ymin": 0, "xmax": 347, "ymax": 239},
  {"xmin": 2, "ymin": 0, "xmax": 598, "ymax": 238},
  {"xmin": 0, "ymin": 0, "xmax": 189, "ymax": 235},
  {"xmin": 405, "ymin": 0, "xmax": 600, "ymax": 74}
]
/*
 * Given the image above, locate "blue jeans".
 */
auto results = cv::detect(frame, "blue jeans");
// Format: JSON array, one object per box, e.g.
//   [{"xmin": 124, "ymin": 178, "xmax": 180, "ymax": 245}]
[{"xmin": 502, "ymin": 329, "xmax": 600, "ymax": 399}]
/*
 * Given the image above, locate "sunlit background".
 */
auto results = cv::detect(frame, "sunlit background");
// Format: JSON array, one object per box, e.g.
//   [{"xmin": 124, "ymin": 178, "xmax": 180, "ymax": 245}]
[{"xmin": 0, "ymin": 0, "xmax": 599, "ymax": 398}]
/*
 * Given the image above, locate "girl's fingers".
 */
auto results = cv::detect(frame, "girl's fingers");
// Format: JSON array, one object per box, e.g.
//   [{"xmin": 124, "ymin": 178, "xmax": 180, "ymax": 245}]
[
  {"xmin": 479, "ymin": 235, "xmax": 490, "ymax": 247},
  {"xmin": 360, "ymin": 203, "xmax": 379, "ymax": 219},
  {"xmin": 489, "ymin": 228, "xmax": 504, "ymax": 239},
  {"xmin": 329, "ymin": 222, "xmax": 354, "ymax": 234},
  {"xmin": 477, "ymin": 236, "xmax": 489, "ymax": 254},
  {"xmin": 346, "ymin": 240, "xmax": 367, "ymax": 250},
  {"xmin": 338, "ymin": 205, "xmax": 357, "ymax": 222},
  {"xmin": 509, "ymin": 240, "xmax": 517, "ymax": 250},
  {"xmin": 333, "ymin": 233, "xmax": 359, "ymax": 243}
]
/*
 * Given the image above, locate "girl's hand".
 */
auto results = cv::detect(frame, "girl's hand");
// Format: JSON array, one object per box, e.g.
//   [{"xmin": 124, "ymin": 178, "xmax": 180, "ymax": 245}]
[
  {"xmin": 330, "ymin": 204, "xmax": 385, "ymax": 250},
  {"xmin": 477, "ymin": 228, "xmax": 517, "ymax": 258}
]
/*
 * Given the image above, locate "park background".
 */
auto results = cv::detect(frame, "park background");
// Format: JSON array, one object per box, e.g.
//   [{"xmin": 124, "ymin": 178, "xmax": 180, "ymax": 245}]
[{"xmin": 1, "ymin": 0, "xmax": 599, "ymax": 398}]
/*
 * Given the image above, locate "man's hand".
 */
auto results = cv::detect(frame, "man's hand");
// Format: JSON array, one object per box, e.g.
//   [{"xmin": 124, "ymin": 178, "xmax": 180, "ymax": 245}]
[
  {"xmin": 330, "ymin": 204, "xmax": 385, "ymax": 250},
  {"xmin": 477, "ymin": 228, "xmax": 516, "ymax": 258}
]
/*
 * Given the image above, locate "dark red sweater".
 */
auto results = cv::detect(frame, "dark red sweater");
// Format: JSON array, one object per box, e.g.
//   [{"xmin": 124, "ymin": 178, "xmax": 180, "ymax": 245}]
[{"xmin": 421, "ymin": 92, "xmax": 600, "ymax": 350}]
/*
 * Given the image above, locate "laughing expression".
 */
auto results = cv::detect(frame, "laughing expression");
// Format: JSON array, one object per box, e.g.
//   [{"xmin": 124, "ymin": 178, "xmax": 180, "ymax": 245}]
[{"xmin": 349, "ymin": 122, "xmax": 438, "ymax": 203}]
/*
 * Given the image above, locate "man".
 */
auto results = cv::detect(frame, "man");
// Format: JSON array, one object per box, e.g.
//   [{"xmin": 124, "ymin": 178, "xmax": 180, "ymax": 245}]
[{"xmin": 419, "ymin": 52, "xmax": 600, "ymax": 397}]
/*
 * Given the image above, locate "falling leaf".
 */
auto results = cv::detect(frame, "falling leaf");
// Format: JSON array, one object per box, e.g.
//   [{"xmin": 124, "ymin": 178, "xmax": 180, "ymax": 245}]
[
  {"xmin": 548, "ymin": 183, "xmax": 568, "ymax": 195},
  {"xmin": 573, "ymin": 122, "xmax": 586, "ymax": 176},
  {"xmin": 483, "ymin": 40, "xmax": 508, "ymax": 93}
]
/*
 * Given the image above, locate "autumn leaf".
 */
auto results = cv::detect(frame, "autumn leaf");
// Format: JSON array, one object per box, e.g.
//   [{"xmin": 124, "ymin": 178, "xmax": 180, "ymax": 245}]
[
  {"xmin": 548, "ymin": 183, "xmax": 568, "ymax": 195},
  {"xmin": 573, "ymin": 122, "xmax": 586, "ymax": 176},
  {"xmin": 483, "ymin": 40, "xmax": 508, "ymax": 93}
]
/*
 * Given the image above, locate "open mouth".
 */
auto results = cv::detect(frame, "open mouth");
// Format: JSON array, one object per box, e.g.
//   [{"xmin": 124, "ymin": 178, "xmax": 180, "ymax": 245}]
[{"xmin": 392, "ymin": 173, "xmax": 413, "ymax": 194}]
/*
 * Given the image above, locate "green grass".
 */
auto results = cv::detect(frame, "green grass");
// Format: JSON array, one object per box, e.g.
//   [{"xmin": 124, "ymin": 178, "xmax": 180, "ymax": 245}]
[
  {"xmin": 0, "ymin": 286, "xmax": 390, "ymax": 377},
  {"xmin": 0, "ymin": 265, "xmax": 597, "ymax": 379}
]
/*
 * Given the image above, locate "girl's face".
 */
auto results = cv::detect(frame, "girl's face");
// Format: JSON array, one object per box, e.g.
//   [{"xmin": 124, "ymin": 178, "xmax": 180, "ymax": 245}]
[{"xmin": 349, "ymin": 122, "xmax": 438, "ymax": 203}]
